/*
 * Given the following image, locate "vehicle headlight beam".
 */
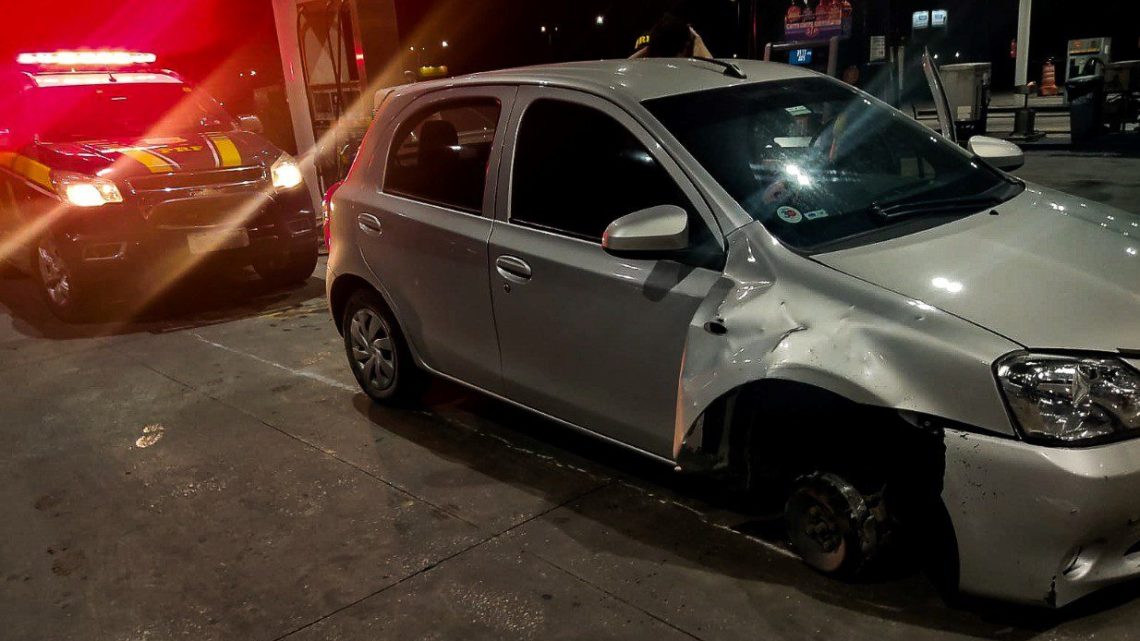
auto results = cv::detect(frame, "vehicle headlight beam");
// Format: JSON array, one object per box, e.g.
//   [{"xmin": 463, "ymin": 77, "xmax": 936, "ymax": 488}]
[{"xmin": 271, "ymin": 155, "xmax": 304, "ymax": 190}]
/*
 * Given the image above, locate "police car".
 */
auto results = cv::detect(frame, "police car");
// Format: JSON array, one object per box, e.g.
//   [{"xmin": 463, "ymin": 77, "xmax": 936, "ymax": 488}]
[{"xmin": 0, "ymin": 51, "xmax": 318, "ymax": 321}]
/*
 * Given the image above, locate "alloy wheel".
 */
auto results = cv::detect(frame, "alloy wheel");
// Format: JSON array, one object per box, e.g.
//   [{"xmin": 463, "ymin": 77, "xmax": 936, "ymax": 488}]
[{"xmin": 37, "ymin": 238, "xmax": 71, "ymax": 308}]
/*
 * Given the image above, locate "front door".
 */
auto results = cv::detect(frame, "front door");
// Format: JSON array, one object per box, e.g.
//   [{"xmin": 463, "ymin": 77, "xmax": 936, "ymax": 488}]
[{"xmin": 488, "ymin": 88, "xmax": 724, "ymax": 457}]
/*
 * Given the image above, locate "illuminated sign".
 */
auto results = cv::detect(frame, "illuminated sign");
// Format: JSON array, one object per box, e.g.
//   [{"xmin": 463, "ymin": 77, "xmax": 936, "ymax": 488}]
[
  {"xmin": 790, "ymin": 49, "xmax": 813, "ymax": 66},
  {"xmin": 785, "ymin": 1, "xmax": 854, "ymax": 42},
  {"xmin": 932, "ymin": 10, "xmax": 948, "ymax": 27},
  {"xmin": 912, "ymin": 11, "xmax": 930, "ymax": 29}
]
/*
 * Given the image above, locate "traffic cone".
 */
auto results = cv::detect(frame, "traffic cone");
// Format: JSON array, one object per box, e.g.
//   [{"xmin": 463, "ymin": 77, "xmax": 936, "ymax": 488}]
[{"xmin": 1040, "ymin": 59, "xmax": 1059, "ymax": 96}]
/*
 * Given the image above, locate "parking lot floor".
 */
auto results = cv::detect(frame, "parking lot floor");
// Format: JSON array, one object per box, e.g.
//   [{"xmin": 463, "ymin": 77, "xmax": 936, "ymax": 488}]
[{"xmin": 2, "ymin": 150, "xmax": 1140, "ymax": 640}]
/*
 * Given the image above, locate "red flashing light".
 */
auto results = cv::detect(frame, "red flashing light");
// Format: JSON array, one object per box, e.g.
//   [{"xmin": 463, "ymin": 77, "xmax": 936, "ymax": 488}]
[{"xmin": 17, "ymin": 51, "xmax": 157, "ymax": 67}]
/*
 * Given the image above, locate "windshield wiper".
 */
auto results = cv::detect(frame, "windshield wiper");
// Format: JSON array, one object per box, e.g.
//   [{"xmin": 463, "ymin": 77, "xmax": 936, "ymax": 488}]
[{"xmin": 871, "ymin": 194, "xmax": 1002, "ymax": 220}]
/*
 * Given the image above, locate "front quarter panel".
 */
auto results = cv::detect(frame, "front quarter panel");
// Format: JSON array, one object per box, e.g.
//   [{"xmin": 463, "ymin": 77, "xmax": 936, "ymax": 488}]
[{"xmin": 676, "ymin": 223, "xmax": 1022, "ymax": 457}]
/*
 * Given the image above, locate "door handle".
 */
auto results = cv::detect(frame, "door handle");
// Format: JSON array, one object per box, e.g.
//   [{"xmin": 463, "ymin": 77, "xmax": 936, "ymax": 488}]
[
  {"xmin": 495, "ymin": 255, "xmax": 532, "ymax": 282},
  {"xmin": 357, "ymin": 213, "xmax": 383, "ymax": 236}
]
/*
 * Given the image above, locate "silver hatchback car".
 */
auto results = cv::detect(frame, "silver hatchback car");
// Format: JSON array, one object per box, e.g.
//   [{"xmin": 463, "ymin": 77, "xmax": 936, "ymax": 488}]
[{"xmin": 327, "ymin": 59, "xmax": 1140, "ymax": 608}]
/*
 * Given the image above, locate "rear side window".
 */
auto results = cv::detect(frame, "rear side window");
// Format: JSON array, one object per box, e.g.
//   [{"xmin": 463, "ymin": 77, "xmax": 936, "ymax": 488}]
[
  {"xmin": 510, "ymin": 99, "xmax": 691, "ymax": 242},
  {"xmin": 385, "ymin": 99, "xmax": 500, "ymax": 213}
]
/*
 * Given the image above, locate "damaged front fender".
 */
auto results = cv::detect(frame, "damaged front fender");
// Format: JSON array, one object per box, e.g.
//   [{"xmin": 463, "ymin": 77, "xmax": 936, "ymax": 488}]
[{"xmin": 674, "ymin": 223, "xmax": 1021, "ymax": 459}]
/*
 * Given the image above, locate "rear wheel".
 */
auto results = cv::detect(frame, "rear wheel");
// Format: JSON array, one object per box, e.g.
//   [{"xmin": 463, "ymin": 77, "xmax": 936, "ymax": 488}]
[
  {"xmin": 253, "ymin": 242, "xmax": 318, "ymax": 287},
  {"xmin": 36, "ymin": 235, "xmax": 96, "ymax": 322},
  {"xmin": 342, "ymin": 289, "xmax": 424, "ymax": 404}
]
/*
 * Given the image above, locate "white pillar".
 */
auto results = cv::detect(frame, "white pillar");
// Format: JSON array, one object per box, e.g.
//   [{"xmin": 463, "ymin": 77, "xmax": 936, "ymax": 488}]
[
  {"xmin": 270, "ymin": 0, "xmax": 321, "ymax": 212},
  {"xmin": 1015, "ymin": 0, "xmax": 1032, "ymax": 86}
]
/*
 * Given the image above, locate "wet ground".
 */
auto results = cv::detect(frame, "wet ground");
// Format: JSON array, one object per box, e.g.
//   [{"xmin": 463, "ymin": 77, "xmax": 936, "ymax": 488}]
[{"xmin": 2, "ymin": 150, "xmax": 1140, "ymax": 640}]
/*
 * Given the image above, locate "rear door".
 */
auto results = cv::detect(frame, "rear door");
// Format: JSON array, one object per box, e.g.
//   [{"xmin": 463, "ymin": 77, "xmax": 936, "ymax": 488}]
[
  {"xmin": 488, "ymin": 88, "xmax": 725, "ymax": 456},
  {"xmin": 351, "ymin": 86, "xmax": 515, "ymax": 393}
]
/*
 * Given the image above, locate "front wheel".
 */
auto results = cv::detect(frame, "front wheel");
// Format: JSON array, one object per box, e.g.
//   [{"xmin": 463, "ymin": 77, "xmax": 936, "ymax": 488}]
[
  {"xmin": 36, "ymin": 235, "xmax": 96, "ymax": 322},
  {"xmin": 785, "ymin": 472, "xmax": 885, "ymax": 577},
  {"xmin": 253, "ymin": 242, "xmax": 318, "ymax": 287},
  {"xmin": 342, "ymin": 289, "xmax": 424, "ymax": 405}
]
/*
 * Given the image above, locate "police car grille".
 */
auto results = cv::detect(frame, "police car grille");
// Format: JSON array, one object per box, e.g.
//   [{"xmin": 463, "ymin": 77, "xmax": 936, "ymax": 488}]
[
  {"xmin": 148, "ymin": 193, "xmax": 265, "ymax": 229},
  {"xmin": 128, "ymin": 166, "xmax": 265, "ymax": 193}
]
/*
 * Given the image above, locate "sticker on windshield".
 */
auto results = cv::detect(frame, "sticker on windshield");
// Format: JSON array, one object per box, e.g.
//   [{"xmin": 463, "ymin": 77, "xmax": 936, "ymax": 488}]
[
  {"xmin": 803, "ymin": 209, "xmax": 830, "ymax": 220},
  {"xmin": 785, "ymin": 105, "xmax": 812, "ymax": 117},
  {"xmin": 777, "ymin": 206, "xmax": 803, "ymax": 224}
]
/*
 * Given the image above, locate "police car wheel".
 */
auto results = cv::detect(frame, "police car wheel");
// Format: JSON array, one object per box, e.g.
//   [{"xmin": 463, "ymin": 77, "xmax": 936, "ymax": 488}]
[
  {"xmin": 253, "ymin": 243, "xmax": 318, "ymax": 287},
  {"xmin": 36, "ymin": 235, "xmax": 94, "ymax": 322}
]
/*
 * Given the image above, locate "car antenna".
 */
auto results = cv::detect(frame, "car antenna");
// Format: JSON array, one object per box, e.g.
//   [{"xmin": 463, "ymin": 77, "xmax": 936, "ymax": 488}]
[{"xmin": 689, "ymin": 57, "xmax": 746, "ymax": 79}]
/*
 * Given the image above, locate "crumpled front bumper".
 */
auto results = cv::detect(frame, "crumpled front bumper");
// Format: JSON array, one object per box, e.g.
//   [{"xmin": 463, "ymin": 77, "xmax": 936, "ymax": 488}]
[{"xmin": 945, "ymin": 429, "xmax": 1140, "ymax": 607}]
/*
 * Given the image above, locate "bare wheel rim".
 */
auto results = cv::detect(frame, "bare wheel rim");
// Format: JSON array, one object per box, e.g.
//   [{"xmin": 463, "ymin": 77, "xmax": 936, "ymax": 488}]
[
  {"xmin": 787, "ymin": 489, "xmax": 848, "ymax": 573},
  {"xmin": 349, "ymin": 307, "xmax": 396, "ymax": 391},
  {"xmin": 37, "ymin": 238, "xmax": 71, "ymax": 307}
]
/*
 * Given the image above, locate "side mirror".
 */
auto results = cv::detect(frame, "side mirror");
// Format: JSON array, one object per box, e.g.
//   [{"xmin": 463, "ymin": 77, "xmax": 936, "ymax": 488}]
[
  {"xmin": 237, "ymin": 115, "xmax": 264, "ymax": 134},
  {"xmin": 602, "ymin": 205, "xmax": 690, "ymax": 257},
  {"xmin": 968, "ymin": 135, "xmax": 1025, "ymax": 171}
]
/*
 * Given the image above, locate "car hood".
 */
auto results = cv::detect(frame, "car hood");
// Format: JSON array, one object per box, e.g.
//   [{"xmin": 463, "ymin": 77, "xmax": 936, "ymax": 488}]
[
  {"xmin": 35, "ymin": 132, "xmax": 276, "ymax": 177},
  {"xmin": 815, "ymin": 185, "xmax": 1140, "ymax": 353}
]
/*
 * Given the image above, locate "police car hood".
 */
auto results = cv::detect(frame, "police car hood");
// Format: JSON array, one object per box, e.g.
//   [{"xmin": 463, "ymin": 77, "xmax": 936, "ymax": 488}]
[
  {"xmin": 814, "ymin": 185, "xmax": 1140, "ymax": 353},
  {"xmin": 37, "ymin": 131, "xmax": 278, "ymax": 177}
]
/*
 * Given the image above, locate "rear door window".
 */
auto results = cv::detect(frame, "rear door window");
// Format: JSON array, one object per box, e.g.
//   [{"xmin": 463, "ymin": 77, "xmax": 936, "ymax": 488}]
[{"xmin": 384, "ymin": 99, "xmax": 500, "ymax": 213}]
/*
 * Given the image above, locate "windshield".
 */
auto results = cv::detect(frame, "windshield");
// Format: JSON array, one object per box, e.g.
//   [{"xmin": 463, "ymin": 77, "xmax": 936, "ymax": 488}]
[
  {"xmin": 31, "ymin": 81, "xmax": 235, "ymax": 142},
  {"xmin": 644, "ymin": 78, "xmax": 1020, "ymax": 251}
]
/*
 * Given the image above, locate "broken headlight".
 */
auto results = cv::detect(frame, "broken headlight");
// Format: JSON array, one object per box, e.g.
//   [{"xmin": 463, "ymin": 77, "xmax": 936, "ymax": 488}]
[{"xmin": 997, "ymin": 353, "xmax": 1140, "ymax": 444}]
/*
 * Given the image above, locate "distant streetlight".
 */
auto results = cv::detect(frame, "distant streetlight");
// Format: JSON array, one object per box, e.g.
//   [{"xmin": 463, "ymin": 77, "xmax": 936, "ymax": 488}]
[
  {"xmin": 441, "ymin": 40, "xmax": 449, "ymax": 48},
  {"xmin": 540, "ymin": 25, "xmax": 547, "ymax": 33},
  {"xmin": 249, "ymin": 69, "xmax": 257, "ymax": 77},
  {"xmin": 596, "ymin": 15, "xmax": 605, "ymax": 26}
]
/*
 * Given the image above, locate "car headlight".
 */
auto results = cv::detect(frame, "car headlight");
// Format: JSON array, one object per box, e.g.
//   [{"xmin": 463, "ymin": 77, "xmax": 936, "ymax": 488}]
[
  {"xmin": 997, "ymin": 353, "xmax": 1140, "ymax": 443},
  {"xmin": 271, "ymin": 155, "xmax": 304, "ymax": 190},
  {"xmin": 51, "ymin": 171, "xmax": 123, "ymax": 207}
]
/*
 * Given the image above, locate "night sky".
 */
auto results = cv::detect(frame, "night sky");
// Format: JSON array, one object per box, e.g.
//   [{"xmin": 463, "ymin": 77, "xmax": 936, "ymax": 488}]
[
  {"xmin": 2, "ymin": 0, "xmax": 1136, "ymax": 103},
  {"xmin": 0, "ymin": 0, "xmax": 281, "ymax": 112}
]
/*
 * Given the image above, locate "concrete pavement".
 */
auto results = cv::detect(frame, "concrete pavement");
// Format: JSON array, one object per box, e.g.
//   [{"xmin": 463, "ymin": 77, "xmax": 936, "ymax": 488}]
[{"xmin": 2, "ymin": 151, "xmax": 1140, "ymax": 640}]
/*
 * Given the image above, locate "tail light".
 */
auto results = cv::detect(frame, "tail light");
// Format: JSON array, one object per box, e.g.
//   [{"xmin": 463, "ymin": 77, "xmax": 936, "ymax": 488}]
[{"xmin": 322, "ymin": 181, "xmax": 344, "ymax": 250}]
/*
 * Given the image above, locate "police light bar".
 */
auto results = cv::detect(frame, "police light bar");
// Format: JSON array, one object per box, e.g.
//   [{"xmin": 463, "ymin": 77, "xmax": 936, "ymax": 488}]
[{"xmin": 16, "ymin": 51, "xmax": 157, "ymax": 67}]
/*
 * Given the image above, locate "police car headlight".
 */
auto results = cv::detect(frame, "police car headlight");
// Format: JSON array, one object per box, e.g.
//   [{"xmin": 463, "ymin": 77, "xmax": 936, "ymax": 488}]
[
  {"xmin": 997, "ymin": 353, "xmax": 1140, "ymax": 444},
  {"xmin": 51, "ymin": 171, "xmax": 123, "ymax": 207},
  {"xmin": 271, "ymin": 155, "xmax": 304, "ymax": 190}
]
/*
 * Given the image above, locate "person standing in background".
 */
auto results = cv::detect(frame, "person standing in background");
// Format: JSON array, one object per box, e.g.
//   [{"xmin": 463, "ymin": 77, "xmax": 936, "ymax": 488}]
[{"xmin": 630, "ymin": 14, "xmax": 713, "ymax": 59}]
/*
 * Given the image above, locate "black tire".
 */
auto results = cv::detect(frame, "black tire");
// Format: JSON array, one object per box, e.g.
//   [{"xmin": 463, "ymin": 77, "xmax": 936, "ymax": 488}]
[
  {"xmin": 341, "ymin": 288, "xmax": 425, "ymax": 405},
  {"xmin": 253, "ymin": 242, "xmax": 319, "ymax": 287},
  {"xmin": 35, "ymin": 234, "xmax": 97, "ymax": 322}
]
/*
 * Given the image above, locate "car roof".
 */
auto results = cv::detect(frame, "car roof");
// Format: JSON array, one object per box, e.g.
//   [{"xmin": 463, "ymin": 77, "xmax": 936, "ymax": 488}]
[{"xmin": 412, "ymin": 58, "xmax": 818, "ymax": 103}]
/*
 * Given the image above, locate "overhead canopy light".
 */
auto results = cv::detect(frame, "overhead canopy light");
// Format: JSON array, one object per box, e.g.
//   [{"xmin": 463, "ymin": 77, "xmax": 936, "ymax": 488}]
[{"xmin": 16, "ymin": 51, "xmax": 157, "ymax": 67}]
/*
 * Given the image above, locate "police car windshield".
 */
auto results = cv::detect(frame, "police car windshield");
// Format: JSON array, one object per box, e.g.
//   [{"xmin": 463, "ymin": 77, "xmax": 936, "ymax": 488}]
[
  {"xmin": 32, "ymin": 81, "xmax": 235, "ymax": 142},
  {"xmin": 644, "ymin": 78, "xmax": 1020, "ymax": 252}
]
